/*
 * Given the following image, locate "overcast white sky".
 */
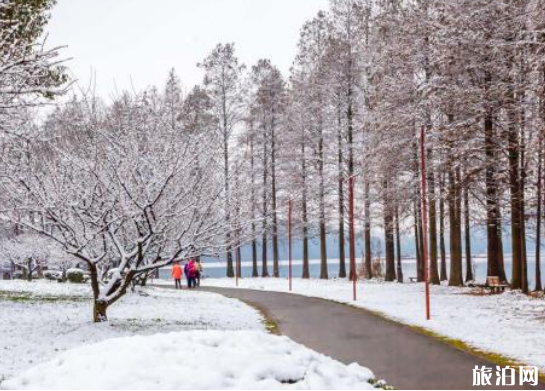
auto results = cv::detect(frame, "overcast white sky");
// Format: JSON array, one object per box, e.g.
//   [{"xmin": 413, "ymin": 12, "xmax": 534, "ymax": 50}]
[{"xmin": 46, "ymin": 0, "xmax": 329, "ymax": 100}]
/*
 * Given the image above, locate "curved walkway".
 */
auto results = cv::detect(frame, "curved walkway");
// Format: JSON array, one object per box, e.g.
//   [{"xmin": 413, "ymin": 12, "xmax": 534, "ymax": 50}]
[{"xmin": 200, "ymin": 287, "xmax": 543, "ymax": 390}]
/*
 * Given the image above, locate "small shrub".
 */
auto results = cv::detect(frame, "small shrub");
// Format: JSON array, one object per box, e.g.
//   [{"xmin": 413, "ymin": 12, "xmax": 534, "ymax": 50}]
[
  {"xmin": 44, "ymin": 270, "xmax": 62, "ymax": 281},
  {"xmin": 66, "ymin": 268, "xmax": 85, "ymax": 283}
]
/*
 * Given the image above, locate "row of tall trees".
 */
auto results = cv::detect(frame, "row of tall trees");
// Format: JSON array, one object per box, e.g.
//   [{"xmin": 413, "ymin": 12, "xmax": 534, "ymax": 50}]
[
  {"xmin": 3, "ymin": 0, "xmax": 545, "ymax": 309},
  {"xmin": 204, "ymin": 0, "xmax": 545, "ymax": 293}
]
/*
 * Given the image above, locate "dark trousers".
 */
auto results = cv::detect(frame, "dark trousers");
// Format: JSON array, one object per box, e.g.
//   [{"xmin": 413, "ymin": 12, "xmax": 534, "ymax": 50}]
[
  {"xmin": 196, "ymin": 271, "xmax": 201, "ymax": 287},
  {"xmin": 187, "ymin": 277, "xmax": 196, "ymax": 288},
  {"xmin": 174, "ymin": 278, "xmax": 181, "ymax": 289}
]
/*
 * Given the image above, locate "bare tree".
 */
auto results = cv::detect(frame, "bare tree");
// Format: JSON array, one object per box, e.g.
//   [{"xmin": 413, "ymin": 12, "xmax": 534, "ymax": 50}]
[
  {"xmin": 198, "ymin": 43, "xmax": 245, "ymax": 278},
  {"xmin": 2, "ymin": 85, "xmax": 238, "ymax": 322}
]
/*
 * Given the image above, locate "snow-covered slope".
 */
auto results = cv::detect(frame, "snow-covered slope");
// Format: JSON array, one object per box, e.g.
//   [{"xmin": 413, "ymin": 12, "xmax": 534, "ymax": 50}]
[
  {"xmin": 1, "ymin": 280, "xmax": 380, "ymax": 390},
  {"xmin": 0, "ymin": 281, "xmax": 262, "ymax": 380},
  {"xmin": 2, "ymin": 330, "xmax": 376, "ymax": 390}
]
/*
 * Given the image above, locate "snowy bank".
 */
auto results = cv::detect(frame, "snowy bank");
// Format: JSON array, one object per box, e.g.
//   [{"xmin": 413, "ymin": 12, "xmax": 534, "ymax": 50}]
[
  {"xmin": 2, "ymin": 330, "xmax": 376, "ymax": 390},
  {"xmin": 0, "ymin": 281, "xmax": 262, "ymax": 380},
  {"xmin": 197, "ymin": 277, "xmax": 545, "ymax": 373},
  {"xmin": 0, "ymin": 279, "xmax": 92, "ymax": 298}
]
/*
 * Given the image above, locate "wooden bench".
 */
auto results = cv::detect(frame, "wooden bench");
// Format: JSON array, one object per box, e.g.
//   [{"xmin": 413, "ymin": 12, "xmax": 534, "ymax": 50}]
[
  {"xmin": 485, "ymin": 276, "xmax": 509, "ymax": 293},
  {"xmin": 468, "ymin": 276, "xmax": 508, "ymax": 293},
  {"xmin": 408, "ymin": 277, "xmax": 418, "ymax": 283}
]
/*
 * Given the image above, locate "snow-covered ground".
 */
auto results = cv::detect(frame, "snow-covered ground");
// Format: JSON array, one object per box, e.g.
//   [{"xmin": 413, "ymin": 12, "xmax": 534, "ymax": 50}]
[
  {"xmin": 0, "ymin": 280, "xmax": 261, "ymax": 382},
  {"xmin": 198, "ymin": 277, "xmax": 545, "ymax": 373},
  {"xmin": 3, "ymin": 331, "xmax": 376, "ymax": 390},
  {"xmin": 0, "ymin": 280, "xmax": 378, "ymax": 390}
]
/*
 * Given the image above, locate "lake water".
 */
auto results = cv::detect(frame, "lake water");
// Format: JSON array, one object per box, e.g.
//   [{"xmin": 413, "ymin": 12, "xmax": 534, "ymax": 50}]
[{"xmin": 160, "ymin": 255, "xmax": 545, "ymax": 288}]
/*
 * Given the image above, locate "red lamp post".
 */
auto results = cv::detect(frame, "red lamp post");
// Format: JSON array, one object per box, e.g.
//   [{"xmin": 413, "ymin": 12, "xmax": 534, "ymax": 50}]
[{"xmin": 420, "ymin": 124, "xmax": 431, "ymax": 320}]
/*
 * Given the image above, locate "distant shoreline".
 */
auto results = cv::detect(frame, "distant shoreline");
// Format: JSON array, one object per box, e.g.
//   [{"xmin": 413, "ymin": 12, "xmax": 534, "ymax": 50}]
[{"xmin": 162, "ymin": 254, "xmax": 543, "ymax": 269}]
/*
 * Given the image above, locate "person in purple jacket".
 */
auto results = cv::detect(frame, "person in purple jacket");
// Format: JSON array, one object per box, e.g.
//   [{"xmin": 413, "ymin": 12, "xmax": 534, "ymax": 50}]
[{"xmin": 184, "ymin": 258, "xmax": 197, "ymax": 288}]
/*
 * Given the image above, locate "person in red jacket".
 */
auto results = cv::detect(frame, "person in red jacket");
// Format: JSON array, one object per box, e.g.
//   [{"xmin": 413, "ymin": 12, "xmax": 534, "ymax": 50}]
[{"xmin": 171, "ymin": 262, "xmax": 183, "ymax": 289}]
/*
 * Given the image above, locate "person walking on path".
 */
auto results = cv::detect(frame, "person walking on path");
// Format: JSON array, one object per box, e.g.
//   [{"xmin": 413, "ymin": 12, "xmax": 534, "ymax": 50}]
[
  {"xmin": 171, "ymin": 262, "xmax": 183, "ymax": 289},
  {"xmin": 185, "ymin": 259, "xmax": 197, "ymax": 288},
  {"xmin": 195, "ymin": 258, "xmax": 203, "ymax": 287}
]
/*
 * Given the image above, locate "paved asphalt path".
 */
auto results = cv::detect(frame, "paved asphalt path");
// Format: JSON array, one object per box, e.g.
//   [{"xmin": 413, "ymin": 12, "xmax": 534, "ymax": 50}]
[{"xmin": 194, "ymin": 286, "xmax": 544, "ymax": 390}]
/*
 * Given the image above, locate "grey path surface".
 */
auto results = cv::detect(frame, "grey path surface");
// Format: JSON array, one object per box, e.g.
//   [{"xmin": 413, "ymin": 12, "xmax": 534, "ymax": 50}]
[{"xmin": 197, "ymin": 286, "xmax": 543, "ymax": 390}]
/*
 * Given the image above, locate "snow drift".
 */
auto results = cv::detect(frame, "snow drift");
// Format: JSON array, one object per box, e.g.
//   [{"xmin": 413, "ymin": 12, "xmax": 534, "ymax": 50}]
[{"xmin": 2, "ymin": 330, "xmax": 376, "ymax": 390}]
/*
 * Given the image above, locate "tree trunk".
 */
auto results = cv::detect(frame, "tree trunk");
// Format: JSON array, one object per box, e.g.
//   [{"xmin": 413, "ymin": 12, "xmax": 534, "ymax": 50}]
[
  {"xmin": 233, "ymin": 174, "xmax": 243, "ymax": 279},
  {"xmin": 464, "ymin": 177, "xmax": 473, "ymax": 282},
  {"xmin": 319, "ymin": 219, "xmax": 328, "ymax": 279},
  {"xmin": 302, "ymin": 222, "xmax": 310, "ymax": 279},
  {"xmin": 261, "ymin": 231, "xmax": 268, "ymax": 277},
  {"xmin": 26, "ymin": 258, "xmax": 33, "ymax": 282},
  {"xmin": 413, "ymin": 197, "xmax": 422, "ymax": 282},
  {"xmin": 413, "ymin": 125, "xmax": 424, "ymax": 281},
  {"xmin": 417, "ymin": 200, "xmax": 425, "ymax": 282},
  {"xmin": 497, "ymin": 211, "xmax": 508, "ymax": 283},
  {"xmin": 138, "ymin": 274, "xmax": 148, "ymax": 287},
  {"xmin": 428, "ymin": 148, "xmax": 440, "ymax": 285},
  {"xmin": 347, "ymin": 80, "xmax": 356, "ymax": 281},
  {"xmin": 251, "ymin": 236, "xmax": 258, "ymax": 277},
  {"xmin": 236, "ymin": 237, "xmax": 242, "ymax": 279},
  {"xmin": 225, "ymin": 245, "xmax": 234, "ymax": 277},
  {"xmin": 364, "ymin": 179, "xmax": 373, "ymax": 279},
  {"xmin": 250, "ymin": 135, "xmax": 259, "ymax": 278},
  {"xmin": 535, "ymin": 140, "xmax": 543, "ymax": 291},
  {"xmin": 337, "ymin": 101, "xmax": 346, "ymax": 279},
  {"xmin": 271, "ymin": 199, "xmax": 279, "ymax": 278},
  {"xmin": 93, "ymin": 300, "xmax": 108, "ymax": 323},
  {"xmin": 271, "ymin": 122, "xmax": 279, "ymax": 278},
  {"xmin": 262, "ymin": 127, "xmax": 269, "ymax": 278},
  {"xmin": 318, "ymin": 125, "xmax": 328, "ymax": 280},
  {"xmin": 224, "ymin": 119, "xmax": 234, "ymax": 278},
  {"xmin": 301, "ymin": 141, "xmax": 310, "ymax": 279},
  {"xmin": 484, "ymin": 86, "xmax": 501, "ymax": 279},
  {"xmin": 361, "ymin": 13, "xmax": 372, "ymax": 281},
  {"xmin": 384, "ymin": 180, "xmax": 396, "ymax": 281},
  {"xmin": 439, "ymin": 174, "xmax": 447, "ymax": 281},
  {"xmin": 448, "ymin": 168, "xmax": 463, "ymax": 286},
  {"xmin": 519, "ymin": 120, "xmax": 528, "ymax": 293},
  {"xmin": 395, "ymin": 207, "xmax": 403, "ymax": 283},
  {"xmin": 508, "ymin": 117, "xmax": 523, "ymax": 290}
]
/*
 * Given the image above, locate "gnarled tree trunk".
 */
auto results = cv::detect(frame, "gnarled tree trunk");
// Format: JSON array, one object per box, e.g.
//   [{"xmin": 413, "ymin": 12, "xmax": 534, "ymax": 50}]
[{"xmin": 93, "ymin": 300, "xmax": 108, "ymax": 323}]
